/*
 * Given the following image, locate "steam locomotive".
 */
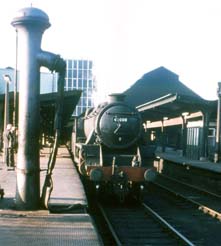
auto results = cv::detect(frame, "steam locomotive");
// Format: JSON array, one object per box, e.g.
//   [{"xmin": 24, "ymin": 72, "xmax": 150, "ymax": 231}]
[{"xmin": 71, "ymin": 93, "xmax": 155, "ymax": 201}]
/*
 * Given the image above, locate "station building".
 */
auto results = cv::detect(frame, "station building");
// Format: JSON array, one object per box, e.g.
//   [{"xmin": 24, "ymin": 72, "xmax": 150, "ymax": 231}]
[{"xmin": 124, "ymin": 67, "xmax": 217, "ymax": 161}]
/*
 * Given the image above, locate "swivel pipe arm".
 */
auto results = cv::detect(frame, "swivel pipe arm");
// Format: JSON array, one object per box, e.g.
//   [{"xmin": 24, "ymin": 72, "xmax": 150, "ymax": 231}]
[{"xmin": 39, "ymin": 51, "xmax": 66, "ymax": 209}]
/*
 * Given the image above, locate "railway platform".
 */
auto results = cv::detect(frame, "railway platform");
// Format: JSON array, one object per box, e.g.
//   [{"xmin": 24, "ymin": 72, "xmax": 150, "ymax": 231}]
[
  {"xmin": 0, "ymin": 146, "xmax": 102, "ymax": 245},
  {"xmin": 155, "ymin": 149, "xmax": 221, "ymax": 174},
  {"xmin": 154, "ymin": 148, "xmax": 221, "ymax": 194}
]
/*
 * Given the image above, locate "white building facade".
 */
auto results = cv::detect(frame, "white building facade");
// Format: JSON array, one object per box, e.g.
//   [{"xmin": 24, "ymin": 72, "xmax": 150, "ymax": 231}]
[{"xmin": 65, "ymin": 59, "xmax": 96, "ymax": 116}]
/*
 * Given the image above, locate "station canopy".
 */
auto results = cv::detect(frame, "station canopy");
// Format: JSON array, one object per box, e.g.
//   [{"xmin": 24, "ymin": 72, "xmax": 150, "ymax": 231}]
[
  {"xmin": 124, "ymin": 67, "xmax": 217, "ymax": 122},
  {"xmin": 40, "ymin": 89, "xmax": 81, "ymax": 128},
  {"xmin": 136, "ymin": 93, "xmax": 216, "ymax": 122},
  {"xmin": 0, "ymin": 89, "xmax": 81, "ymax": 130}
]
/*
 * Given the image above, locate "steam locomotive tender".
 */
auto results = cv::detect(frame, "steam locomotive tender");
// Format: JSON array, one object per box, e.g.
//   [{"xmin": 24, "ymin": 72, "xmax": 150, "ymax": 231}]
[{"xmin": 72, "ymin": 93, "xmax": 152, "ymax": 201}]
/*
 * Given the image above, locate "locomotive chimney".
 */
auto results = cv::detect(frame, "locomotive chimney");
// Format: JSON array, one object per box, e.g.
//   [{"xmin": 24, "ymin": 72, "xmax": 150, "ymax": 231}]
[
  {"xmin": 11, "ymin": 7, "xmax": 66, "ymax": 210},
  {"xmin": 108, "ymin": 93, "xmax": 126, "ymax": 103}
]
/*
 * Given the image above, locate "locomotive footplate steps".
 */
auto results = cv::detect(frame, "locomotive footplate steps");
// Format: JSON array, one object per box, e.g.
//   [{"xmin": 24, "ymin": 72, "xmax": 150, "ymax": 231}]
[{"xmin": 0, "ymin": 147, "xmax": 102, "ymax": 245}]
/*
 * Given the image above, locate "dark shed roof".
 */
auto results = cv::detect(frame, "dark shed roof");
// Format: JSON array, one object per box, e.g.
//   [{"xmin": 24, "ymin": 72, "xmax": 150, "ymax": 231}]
[
  {"xmin": 124, "ymin": 66, "xmax": 202, "ymax": 107},
  {"xmin": 124, "ymin": 66, "xmax": 217, "ymax": 122}
]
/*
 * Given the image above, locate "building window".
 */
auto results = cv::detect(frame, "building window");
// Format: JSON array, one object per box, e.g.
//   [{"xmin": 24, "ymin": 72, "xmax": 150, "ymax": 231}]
[
  {"xmin": 78, "ymin": 70, "xmax": 82, "ymax": 79},
  {"xmin": 79, "ymin": 60, "xmax": 83, "ymax": 69},
  {"xmin": 65, "ymin": 59, "xmax": 96, "ymax": 116}
]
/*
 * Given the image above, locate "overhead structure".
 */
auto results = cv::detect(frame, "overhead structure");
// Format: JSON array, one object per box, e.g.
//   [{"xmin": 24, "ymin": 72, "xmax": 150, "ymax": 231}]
[{"xmin": 136, "ymin": 93, "xmax": 216, "ymax": 122}]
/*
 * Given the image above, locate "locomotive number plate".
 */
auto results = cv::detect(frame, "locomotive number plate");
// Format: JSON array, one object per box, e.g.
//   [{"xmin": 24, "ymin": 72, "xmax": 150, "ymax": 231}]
[{"xmin": 113, "ymin": 116, "xmax": 128, "ymax": 123}]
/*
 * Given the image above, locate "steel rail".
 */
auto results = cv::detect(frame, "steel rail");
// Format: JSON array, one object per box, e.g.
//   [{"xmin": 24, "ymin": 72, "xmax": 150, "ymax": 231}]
[
  {"xmin": 142, "ymin": 203, "xmax": 195, "ymax": 246},
  {"xmin": 160, "ymin": 174, "xmax": 221, "ymax": 199},
  {"xmin": 97, "ymin": 203, "xmax": 122, "ymax": 246},
  {"xmin": 153, "ymin": 181, "xmax": 221, "ymax": 221}
]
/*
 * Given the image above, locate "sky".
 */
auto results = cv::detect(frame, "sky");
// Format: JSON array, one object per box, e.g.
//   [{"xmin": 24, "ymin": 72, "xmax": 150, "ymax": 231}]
[{"xmin": 1, "ymin": 0, "xmax": 221, "ymax": 102}]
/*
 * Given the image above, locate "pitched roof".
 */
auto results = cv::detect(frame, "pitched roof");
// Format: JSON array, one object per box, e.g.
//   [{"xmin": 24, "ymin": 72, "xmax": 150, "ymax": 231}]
[{"xmin": 124, "ymin": 66, "xmax": 202, "ymax": 107}]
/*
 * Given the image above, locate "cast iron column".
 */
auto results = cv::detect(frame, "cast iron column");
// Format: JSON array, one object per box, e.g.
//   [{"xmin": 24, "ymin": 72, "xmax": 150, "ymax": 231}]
[
  {"xmin": 214, "ymin": 82, "xmax": 221, "ymax": 163},
  {"xmin": 11, "ymin": 7, "xmax": 51, "ymax": 209}
]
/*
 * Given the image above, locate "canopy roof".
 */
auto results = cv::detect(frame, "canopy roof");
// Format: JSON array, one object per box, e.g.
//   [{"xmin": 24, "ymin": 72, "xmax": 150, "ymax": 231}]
[
  {"xmin": 124, "ymin": 66, "xmax": 217, "ymax": 122},
  {"xmin": 0, "ymin": 89, "xmax": 81, "ymax": 132},
  {"xmin": 40, "ymin": 89, "xmax": 81, "ymax": 127},
  {"xmin": 137, "ymin": 93, "xmax": 216, "ymax": 122}
]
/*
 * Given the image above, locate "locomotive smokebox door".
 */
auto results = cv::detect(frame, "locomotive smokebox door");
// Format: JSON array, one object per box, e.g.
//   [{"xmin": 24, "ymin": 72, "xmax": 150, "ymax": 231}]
[{"xmin": 95, "ymin": 104, "xmax": 142, "ymax": 149}]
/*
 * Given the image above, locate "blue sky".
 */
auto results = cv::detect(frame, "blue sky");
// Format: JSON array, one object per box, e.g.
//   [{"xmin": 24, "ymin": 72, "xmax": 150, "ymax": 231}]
[{"xmin": 1, "ymin": 0, "xmax": 221, "ymax": 101}]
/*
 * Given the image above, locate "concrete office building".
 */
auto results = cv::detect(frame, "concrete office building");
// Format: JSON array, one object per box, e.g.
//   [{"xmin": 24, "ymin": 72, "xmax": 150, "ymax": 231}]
[
  {"xmin": 0, "ymin": 59, "xmax": 97, "ymax": 116},
  {"xmin": 65, "ymin": 59, "xmax": 96, "ymax": 116}
]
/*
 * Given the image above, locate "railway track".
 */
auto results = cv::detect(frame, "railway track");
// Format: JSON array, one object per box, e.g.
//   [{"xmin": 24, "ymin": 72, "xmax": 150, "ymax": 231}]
[
  {"xmin": 153, "ymin": 174, "xmax": 221, "ymax": 220},
  {"xmin": 93, "ymin": 201, "xmax": 194, "ymax": 245},
  {"xmin": 88, "ymin": 173, "xmax": 221, "ymax": 245},
  {"xmin": 143, "ymin": 176, "xmax": 221, "ymax": 245}
]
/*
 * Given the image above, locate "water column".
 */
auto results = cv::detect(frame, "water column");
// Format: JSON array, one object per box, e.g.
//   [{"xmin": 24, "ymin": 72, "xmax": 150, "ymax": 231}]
[{"xmin": 11, "ymin": 7, "xmax": 65, "ymax": 209}]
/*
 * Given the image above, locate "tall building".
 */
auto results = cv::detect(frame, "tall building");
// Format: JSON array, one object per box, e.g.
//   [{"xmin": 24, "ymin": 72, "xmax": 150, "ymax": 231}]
[
  {"xmin": 65, "ymin": 59, "xmax": 96, "ymax": 116},
  {"xmin": 0, "ymin": 59, "xmax": 97, "ymax": 116}
]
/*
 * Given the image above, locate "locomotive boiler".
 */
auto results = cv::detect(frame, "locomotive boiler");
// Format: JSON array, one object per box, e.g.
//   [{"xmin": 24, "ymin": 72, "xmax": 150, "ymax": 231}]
[{"xmin": 72, "ymin": 93, "xmax": 153, "ymax": 201}]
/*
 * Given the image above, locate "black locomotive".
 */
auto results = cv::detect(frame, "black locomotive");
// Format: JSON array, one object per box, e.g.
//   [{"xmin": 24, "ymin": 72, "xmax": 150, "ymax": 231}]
[{"xmin": 72, "ymin": 93, "xmax": 155, "ymax": 201}]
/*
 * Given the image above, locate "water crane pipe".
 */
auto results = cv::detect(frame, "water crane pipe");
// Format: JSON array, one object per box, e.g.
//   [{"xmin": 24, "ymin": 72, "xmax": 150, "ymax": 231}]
[{"xmin": 11, "ymin": 7, "xmax": 66, "ymax": 210}]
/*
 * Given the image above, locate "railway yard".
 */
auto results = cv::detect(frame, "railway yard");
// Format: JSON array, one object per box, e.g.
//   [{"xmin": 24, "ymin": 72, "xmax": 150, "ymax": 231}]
[
  {"xmin": 1, "ymin": 146, "xmax": 221, "ymax": 245},
  {"xmin": 88, "ymin": 155, "xmax": 221, "ymax": 245},
  {"xmin": 1, "ymin": 5, "xmax": 221, "ymax": 246}
]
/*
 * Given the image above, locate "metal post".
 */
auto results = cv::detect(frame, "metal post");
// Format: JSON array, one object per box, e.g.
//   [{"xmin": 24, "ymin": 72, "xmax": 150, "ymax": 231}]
[
  {"xmin": 11, "ymin": 7, "xmax": 66, "ymax": 210},
  {"xmin": 200, "ymin": 110, "xmax": 209, "ymax": 160},
  {"xmin": 11, "ymin": 8, "xmax": 51, "ymax": 210},
  {"xmin": 181, "ymin": 112, "xmax": 189, "ymax": 157},
  {"xmin": 161, "ymin": 117, "xmax": 168, "ymax": 152},
  {"xmin": 13, "ymin": 30, "xmax": 18, "ymax": 127},
  {"xmin": 3, "ymin": 75, "xmax": 11, "ymax": 131},
  {"xmin": 3, "ymin": 75, "xmax": 11, "ymax": 163},
  {"xmin": 214, "ymin": 82, "xmax": 221, "ymax": 163}
]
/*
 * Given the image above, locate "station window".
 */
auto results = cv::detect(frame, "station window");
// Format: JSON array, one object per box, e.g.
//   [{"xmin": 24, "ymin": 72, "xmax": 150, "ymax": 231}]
[{"xmin": 208, "ymin": 128, "xmax": 216, "ymax": 137}]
